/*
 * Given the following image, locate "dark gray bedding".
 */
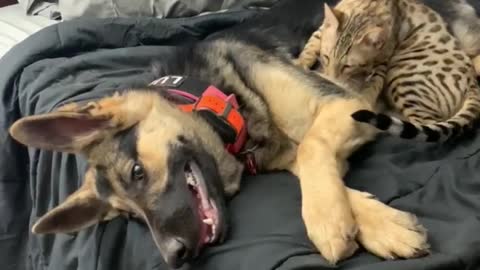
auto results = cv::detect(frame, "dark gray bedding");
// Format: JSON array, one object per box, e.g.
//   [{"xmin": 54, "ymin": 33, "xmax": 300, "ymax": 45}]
[
  {"xmin": 1, "ymin": 0, "xmax": 480, "ymax": 269},
  {"xmin": 18, "ymin": 0, "xmax": 279, "ymax": 20}
]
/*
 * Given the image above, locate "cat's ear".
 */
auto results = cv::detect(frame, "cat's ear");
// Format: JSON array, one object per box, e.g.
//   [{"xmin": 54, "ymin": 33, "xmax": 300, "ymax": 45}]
[
  {"xmin": 358, "ymin": 26, "xmax": 387, "ymax": 50},
  {"xmin": 323, "ymin": 4, "xmax": 342, "ymax": 30}
]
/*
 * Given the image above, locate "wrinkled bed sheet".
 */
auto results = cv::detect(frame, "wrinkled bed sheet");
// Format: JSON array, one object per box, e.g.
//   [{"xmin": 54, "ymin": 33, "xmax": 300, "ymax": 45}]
[{"xmin": 17, "ymin": 0, "xmax": 279, "ymax": 20}]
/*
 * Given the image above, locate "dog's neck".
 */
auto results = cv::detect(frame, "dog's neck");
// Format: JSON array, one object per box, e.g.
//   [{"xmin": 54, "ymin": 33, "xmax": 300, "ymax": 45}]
[
  {"xmin": 149, "ymin": 75, "xmax": 258, "ymax": 174},
  {"xmin": 148, "ymin": 74, "xmax": 294, "ymax": 173}
]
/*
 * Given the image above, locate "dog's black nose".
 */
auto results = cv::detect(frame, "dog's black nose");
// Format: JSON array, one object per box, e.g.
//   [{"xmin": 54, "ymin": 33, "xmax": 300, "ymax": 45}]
[{"xmin": 164, "ymin": 237, "xmax": 190, "ymax": 268}]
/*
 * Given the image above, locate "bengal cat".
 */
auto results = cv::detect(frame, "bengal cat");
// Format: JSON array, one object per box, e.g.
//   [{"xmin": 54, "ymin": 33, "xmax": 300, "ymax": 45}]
[{"xmin": 297, "ymin": 0, "xmax": 480, "ymax": 142}]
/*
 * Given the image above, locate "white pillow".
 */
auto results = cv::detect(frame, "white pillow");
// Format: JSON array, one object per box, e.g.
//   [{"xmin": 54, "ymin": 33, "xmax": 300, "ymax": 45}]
[{"xmin": 0, "ymin": 4, "xmax": 56, "ymax": 59}]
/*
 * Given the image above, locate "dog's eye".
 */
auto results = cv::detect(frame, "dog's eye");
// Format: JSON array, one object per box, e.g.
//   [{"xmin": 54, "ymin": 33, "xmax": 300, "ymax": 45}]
[{"xmin": 131, "ymin": 163, "xmax": 145, "ymax": 182}]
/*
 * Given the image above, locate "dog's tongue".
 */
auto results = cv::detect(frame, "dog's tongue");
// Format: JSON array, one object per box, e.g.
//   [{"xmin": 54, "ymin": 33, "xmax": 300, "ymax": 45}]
[
  {"xmin": 198, "ymin": 216, "xmax": 209, "ymax": 247},
  {"xmin": 195, "ymin": 192, "xmax": 213, "ymax": 248}
]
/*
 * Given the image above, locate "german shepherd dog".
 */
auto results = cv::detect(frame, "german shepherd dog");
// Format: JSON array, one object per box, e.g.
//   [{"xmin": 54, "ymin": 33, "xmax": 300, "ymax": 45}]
[{"xmin": 8, "ymin": 0, "xmax": 429, "ymax": 268}]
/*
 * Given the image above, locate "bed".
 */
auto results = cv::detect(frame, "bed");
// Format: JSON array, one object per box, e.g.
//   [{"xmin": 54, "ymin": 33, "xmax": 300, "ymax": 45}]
[
  {"xmin": 1, "ymin": 0, "xmax": 480, "ymax": 270},
  {"xmin": 0, "ymin": 3, "xmax": 57, "ymax": 59}
]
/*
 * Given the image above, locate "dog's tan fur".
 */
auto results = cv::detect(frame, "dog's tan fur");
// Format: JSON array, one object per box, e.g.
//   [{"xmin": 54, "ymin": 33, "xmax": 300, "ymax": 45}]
[{"xmin": 9, "ymin": 39, "xmax": 428, "ymax": 265}]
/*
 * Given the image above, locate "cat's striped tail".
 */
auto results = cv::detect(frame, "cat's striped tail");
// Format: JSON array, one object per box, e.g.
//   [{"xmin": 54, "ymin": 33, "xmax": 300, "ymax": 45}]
[{"xmin": 351, "ymin": 85, "xmax": 480, "ymax": 142}]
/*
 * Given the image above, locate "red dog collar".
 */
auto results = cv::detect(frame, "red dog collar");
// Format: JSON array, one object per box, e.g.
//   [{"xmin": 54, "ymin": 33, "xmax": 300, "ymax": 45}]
[
  {"xmin": 177, "ymin": 86, "xmax": 247, "ymax": 155},
  {"xmin": 150, "ymin": 75, "xmax": 256, "ymax": 174}
]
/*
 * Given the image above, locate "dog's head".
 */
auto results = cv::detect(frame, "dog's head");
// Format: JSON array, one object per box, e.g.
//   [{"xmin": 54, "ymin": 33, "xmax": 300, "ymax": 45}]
[{"xmin": 9, "ymin": 91, "xmax": 244, "ymax": 268}]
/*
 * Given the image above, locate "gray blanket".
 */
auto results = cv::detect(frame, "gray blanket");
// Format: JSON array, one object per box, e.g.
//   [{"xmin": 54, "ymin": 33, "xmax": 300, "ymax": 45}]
[
  {"xmin": 18, "ymin": 0, "xmax": 278, "ymax": 20},
  {"xmin": 1, "ymin": 0, "xmax": 480, "ymax": 269}
]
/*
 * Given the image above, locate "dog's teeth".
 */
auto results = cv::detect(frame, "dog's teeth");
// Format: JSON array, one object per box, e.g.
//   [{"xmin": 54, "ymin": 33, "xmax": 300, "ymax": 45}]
[
  {"xmin": 186, "ymin": 174, "xmax": 196, "ymax": 186},
  {"xmin": 203, "ymin": 218, "xmax": 213, "ymax": 225}
]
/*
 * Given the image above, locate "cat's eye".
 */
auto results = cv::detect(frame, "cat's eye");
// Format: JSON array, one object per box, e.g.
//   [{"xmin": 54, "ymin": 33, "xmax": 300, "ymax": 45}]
[
  {"xmin": 341, "ymin": 64, "xmax": 354, "ymax": 72},
  {"xmin": 131, "ymin": 163, "xmax": 145, "ymax": 182},
  {"xmin": 321, "ymin": 54, "xmax": 329, "ymax": 64}
]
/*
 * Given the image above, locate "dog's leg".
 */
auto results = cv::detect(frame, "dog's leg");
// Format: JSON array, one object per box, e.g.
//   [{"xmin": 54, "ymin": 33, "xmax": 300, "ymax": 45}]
[
  {"xmin": 347, "ymin": 188, "xmax": 430, "ymax": 259},
  {"xmin": 290, "ymin": 99, "xmax": 379, "ymax": 264},
  {"xmin": 293, "ymin": 134, "xmax": 358, "ymax": 264}
]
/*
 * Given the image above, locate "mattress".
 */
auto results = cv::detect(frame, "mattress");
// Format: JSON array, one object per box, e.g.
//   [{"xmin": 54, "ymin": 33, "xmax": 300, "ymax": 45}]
[{"xmin": 0, "ymin": 4, "xmax": 56, "ymax": 59}]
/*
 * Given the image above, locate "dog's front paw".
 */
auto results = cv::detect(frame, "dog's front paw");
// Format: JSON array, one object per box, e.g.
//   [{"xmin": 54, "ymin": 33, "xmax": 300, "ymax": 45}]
[
  {"xmin": 354, "ymin": 192, "xmax": 430, "ymax": 259},
  {"xmin": 303, "ymin": 201, "xmax": 359, "ymax": 264}
]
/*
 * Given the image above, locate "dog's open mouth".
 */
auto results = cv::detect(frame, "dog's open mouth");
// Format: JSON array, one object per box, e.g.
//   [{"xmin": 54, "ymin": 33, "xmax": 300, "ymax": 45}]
[{"xmin": 185, "ymin": 161, "xmax": 220, "ymax": 248}]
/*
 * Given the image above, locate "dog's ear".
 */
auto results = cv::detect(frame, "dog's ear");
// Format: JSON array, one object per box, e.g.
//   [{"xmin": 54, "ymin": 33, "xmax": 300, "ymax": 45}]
[
  {"xmin": 32, "ymin": 170, "xmax": 115, "ymax": 234},
  {"xmin": 9, "ymin": 111, "xmax": 112, "ymax": 153},
  {"xmin": 9, "ymin": 93, "xmax": 149, "ymax": 153}
]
